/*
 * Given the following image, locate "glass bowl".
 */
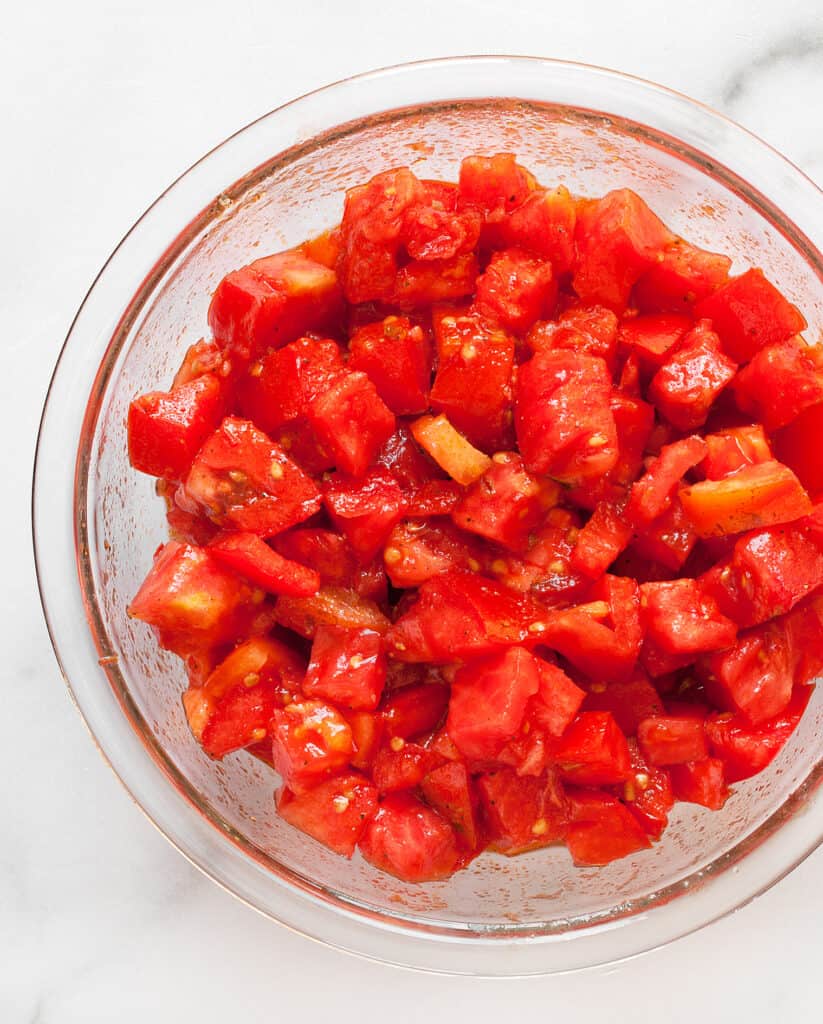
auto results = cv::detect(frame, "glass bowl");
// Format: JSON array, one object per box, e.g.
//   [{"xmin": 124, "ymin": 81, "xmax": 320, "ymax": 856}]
[{"xmin": 33, "ymin": 56, "xmax": 823, "ymax": 976}]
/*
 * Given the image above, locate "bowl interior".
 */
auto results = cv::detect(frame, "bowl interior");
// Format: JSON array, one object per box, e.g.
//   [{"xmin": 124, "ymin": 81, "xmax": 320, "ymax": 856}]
[{"xmin": 83, "ymin": 98, "xmax": 823, "ymax": 937}]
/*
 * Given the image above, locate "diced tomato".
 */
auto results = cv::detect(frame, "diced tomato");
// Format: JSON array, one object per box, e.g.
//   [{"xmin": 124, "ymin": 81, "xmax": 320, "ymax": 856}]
[
  {"xmin": 375, "ymin": 424, "xmax": 444, "ymax": 493},
  {"xmin": 182, "ymin": 418, "xmax": 321, "ymax": 536},
  {"xmin": 302, "ymin": 625, "xmax": 386, "ymax": 711},
  {"xmin": 702, "ymin": 425, "xmax": 773, "ymax": 480},
  {"xmin": 208, "ymin": 531, "xmax": 320, "ymax": 597},
  {"xmin": 446, "ymin": 647, "xmax": 540, "ymax": 760},
  {"xmin": 573, "ymin": 189, "xmax": 676, "ymax": 312},
  {"xmin": 631, "ymin": 498, "xmax": 697, "ymax": 571},
  {"xmin": 273, "ymin": 528, "xmax": 355, "ymax": 587},
  {"xmin": 701, "ymin": 507, "xmax": 823, "ymax": 627},
  {"xmin": 699, "ymin": 621, "xmax": 793, "ymax": 724},
  {"xmin": 622, "ymin": 741, "xmax": 674, "ymax": 839},
  {"xmin": 402, "ymin": 180, "xmax": 481, "ymax": 261},
  {"xmin": 410, "ymin": 414, "xmax": 492, "ymax": 485},
  {"xmin": 458, "ymin": 153, "xmax": 536, "ymax": 221},
  {"xmin": 339, "ymin": 168, "xmax": 423, "ymax": 304},
  {"xmin": 307, "ymin": 371, "xmax": 396, "ymax": 478},
  {"xmin": 474, "ymin": 247, "xmax": 557, "ymax": 334},
  {"xmin": 637, "ymin": 715, "xmax": 708, "ymax": 766},
  {"xmin": 381, "ymin": 683, "xmax": 450, "ymax": 740},
  {"xmin": 526, "ymin": 659, "xmax": 587, "ymax": 738},
  {"xmin": 584, "ymin": 672, "xmax": 665, "ymax": 735},
  {"xmin": 570, "ymin": 500, "xmax": 632, "ymax": 577},
  {"xmin": 393, "ymin": 254, "xmax": 479, "ymax": 309},
  {"xmin": 649, "ymin": 321, "xmax": 737, "ymax": 431},
  {"xmin": 344, "ymin": 709, "xmax": 384, "ymax": 771},
  {"xmin": 515, "ymin": 349, "xmax": 618, "ymax": 484},
  {"xmin": 774, "ymin": 403, "xmax": 823, "ymax": 499},
  {"xmin": 633, "ymin": 239, "xmax": 732, "ymax": 313},
  {"xmin": 347, "ymin": 316, "xmax": 432, "ymax": 415},
  {"xmin": 383, "ymin": 519, "xmax": 485, "ymax": 588},
  {"xmin": 371, "ymin": 741, "xmax": 443, "ymax": 794},
  {"xmin": 172, "ymin": 338, "xmax": 224, "ymax": 387},
  {"xmin": 359, "ymin": 792, "xmax": 460, "ymax": 881},
  {"xmin": 128, "ymin": 541, "xmax": 267, "ymax": 656},
  {"xmin": 500, "ymin": 186, "xmax": 577, "ymax": 273},
  {"xmin": 733, "ymin": 336, "xmax": 823, "ymax": 432},
  {"xmin": 565, "ymin": 790, "xmax": 651, "ymax": 865},
  {"xmin": 323, "ymin": 469, "xmax": 407, "ymax": 563},
  {"xmin": 705, "ymin": 686, "xmax": 812, "ymax": 782},
  {"xmin": 617, "ymin": 314, "xmax": 691, "ymax": 371},
  {"xmin": 693, "ymin": 268, "xmax": 806, "ymax": 364},
  {"xmin": 541, "ymin": 591, "xmax": 641, "ymax": 683},
  {"xmin": 274, "ymin": 586, "xmax": 389, "ymax": 638},
  {"xmin": 451, "ymin": 452, "xmax": 559, "ymax": 553},
  {"xmin": 386, "ymin": 570, "xmax": 546, "ymax": 663},
  {"xmin": 420, "ymin": 761, "xmax": 481, "ymax": 851},
  {"xmin": 277, "ymin": 772, "xmax": 378, "ymax": 856},
  {"xmin": 271, "ymin": 699, "xmax": 354, "ymax": 792},
  {"xmin": 235, "ymin": 336, "xmax": 343, "ymax": 437},
  {"xmin": 669, "ymin": 758, "xmax": 729, "ymax": 810},
  {"xmin": 549, "ymin": 711, "xmax": 632, "ymax": 786},
  {"xmin": 159, "ymin": 480, "xmax": 220, "ymax": 546},
  {"xmin": 626, "ymin": 435, "xmax": 708, "ymax": 527},
  {"xmin": 785, "ymin": 592, "xmax": 823, "ymax": 685},
  {"xmin": 128, "ymin": 374, "xmax": 226, "ymax": 481},
  {"xmin": 182, "ymin": 636, "xmax": 303, "ymax": 757},
  {"xmin": 528, "ymin": 304, "xmax": 619, "ymax": 369},
  {"xmin": 208, "ymin": 251, "xmax": 343, "ymax": 364},
  {"xmin": 679, "ymin": 460, "xmax": 812, "ymax": 538},
  {"xmin": 299, "ymin": 227, "xmax": 342, "ymax": 269},
  {"xmin": 429, "ymin": 310, "xmax": 515, "ymax": 451},
  {"xmin": 608, "ymin": 392, "xmax": 656, "ymax": 488},
  {"xmin": 477, "ymin": 768, "xmax": 568, "ymax": 854},
  {"xmin": 641, "ymin": 579, "xmax": 736, "ymax": 656}
]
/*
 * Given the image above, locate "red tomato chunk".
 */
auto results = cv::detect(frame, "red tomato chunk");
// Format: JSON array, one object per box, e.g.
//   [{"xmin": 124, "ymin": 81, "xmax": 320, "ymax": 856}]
[{"xmin": 127, "ymin": 152, "xmax": 820, "ymax": 884}]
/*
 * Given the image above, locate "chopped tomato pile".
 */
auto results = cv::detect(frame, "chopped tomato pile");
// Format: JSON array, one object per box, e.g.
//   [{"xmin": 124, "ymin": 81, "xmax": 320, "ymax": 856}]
[{"xmin": 127, "ymin": 153, "xmax": 822, "ymax": 882}]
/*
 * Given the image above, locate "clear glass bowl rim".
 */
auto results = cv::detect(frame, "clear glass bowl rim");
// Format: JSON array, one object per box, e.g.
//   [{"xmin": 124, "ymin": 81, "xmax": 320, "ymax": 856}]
[{"xmin": 32, "ymin": 55, "xmax": 823, "ymax": 976}]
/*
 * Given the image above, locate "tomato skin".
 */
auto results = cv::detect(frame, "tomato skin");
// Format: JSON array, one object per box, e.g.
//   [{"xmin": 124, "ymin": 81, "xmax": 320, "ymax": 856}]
[
  {"xmin": 550, "ymin": 711, "xmax": 633, "ymax": 786},
  {"xmin": 308, "ymin": 371, "xmax": 396, "ymax": 479},
  {"xmin": 733, "ymin": 336, "xmax": 823, "ymax": 432},
  {"xmin": 627, "ymin": 435, "xmax": 707, "ymax": 527},
  {"xmin": 633, "ymin": 239, "xmax": 732, "ymax": 314},
  {"xmin": 128, "ymin": 541, "xmax": 267, "ymax": 656},
  {"xmin": 617, "ymin": 314, "xmax": 691, "ymax": 370},
  {"xmin": 705, "ymin": 686, "xmax": 812, "ymax": 782},
  {"xmin": 477, "ymin": 768, "xmax": 568, "ymax": 854},
  {"xmin": 323, "ymin": 469, "xmax": 407, "ymax": 563},
  {"xmin": 572, "ymin": 189, "xmax": 676, "ymax": 312},
  {"xmin": 128, "ymin": 374, "xmax": 226, "ymax": 481},
  {"xmin": 515, "ymin": 349, "xmax": 618, "ymax": 484},
  {"xmin": 303, "ymin": 624, "xmax": 386, "ymax": 711},
  {"xmin": 452, "ymin": 452, "xmax": 559, "ymax": 553},
  {"xmin": 699, "ymin": 622, "xmax": 793, "ymax": 725},
  {"xmin": 358, "ymin": 792, "xmax": 460, "ymax": 882},
  {"xmin": 679, "ymin": 460, "xmax": 812, "ymax": 538},
  {"xmin": 182, "ymin": 417, "xmax": 322, "ymax": 537},
  {"xmin": 474, "ymin": 247, "xmax": 557, "ymax": 334},
  {"xmin": 208, "ymin": 252, "xmax": 343, "ymax": 364},
  {"xmin": 637, "ymin": 715, "xmax": 708, "ymax": 766},
  {"xmin": 565, "ymin": 790, "xmax": 651, "ymax": 865},
  {"xmin": 277, "ymin": 773, "xmax": 378, "ymax": 857},
  {"xmin": 649, "ymin": 321, "xmax": 737, "ymax": 431},
  {"xmin": 447, "ymin": 647, "xmax": 540, "ymax": 761},
  {"xmin": 271, "ymin": 699, "xmax": 354, "ymax": 792},
  {"xmin": 693, "ymin": 268, "xmax": 806, "ymax": 364},
  {"xmin": 208, "ymin": 531, "xmax": 320, "ymax": 597}
]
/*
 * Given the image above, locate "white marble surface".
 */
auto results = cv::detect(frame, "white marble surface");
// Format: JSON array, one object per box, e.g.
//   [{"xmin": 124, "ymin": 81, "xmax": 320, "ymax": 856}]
[{"xmin": 3, "ymin": 0, "xmax": 823, "ymax": 1019}]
